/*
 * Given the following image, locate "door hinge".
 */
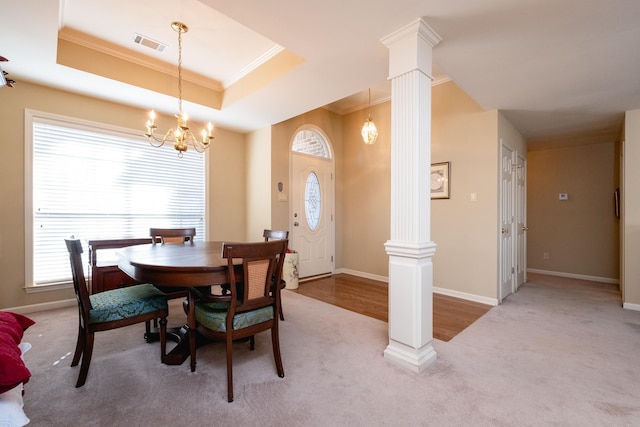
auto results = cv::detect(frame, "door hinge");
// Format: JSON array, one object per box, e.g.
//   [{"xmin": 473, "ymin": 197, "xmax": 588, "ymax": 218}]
[{"xmin": 331, "ymin": 255, "xmax": 334, "ymax": 263}]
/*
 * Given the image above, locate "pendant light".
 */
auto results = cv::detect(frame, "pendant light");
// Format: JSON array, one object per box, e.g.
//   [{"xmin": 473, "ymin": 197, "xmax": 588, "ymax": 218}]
[{"xmin": 361, "ymin": 88, "xmax": 378, "ymax": 144}]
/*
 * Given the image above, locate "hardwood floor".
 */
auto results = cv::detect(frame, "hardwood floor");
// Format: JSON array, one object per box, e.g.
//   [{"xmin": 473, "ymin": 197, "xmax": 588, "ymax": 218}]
[{"xmin": 290, "ymin": 274, "xmax": 492, "ymax": 342}]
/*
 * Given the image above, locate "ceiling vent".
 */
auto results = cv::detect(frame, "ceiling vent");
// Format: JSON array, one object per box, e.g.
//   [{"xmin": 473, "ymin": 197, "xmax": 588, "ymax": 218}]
[{"xmin": 133, "ymin": 33, "xmax": 167, "ymax": 52}]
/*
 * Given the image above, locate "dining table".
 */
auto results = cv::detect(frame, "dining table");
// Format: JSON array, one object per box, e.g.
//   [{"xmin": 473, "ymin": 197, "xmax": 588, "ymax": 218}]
[{"xmin": 117, "ymin": 241, "xmax": 241, "ymax": 365}]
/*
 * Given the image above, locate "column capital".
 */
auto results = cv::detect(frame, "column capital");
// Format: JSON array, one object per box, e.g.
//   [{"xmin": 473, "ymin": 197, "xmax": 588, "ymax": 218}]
[
  {"xmin": 380, "ymin": 18, "xmax": 442, "ymax": 49},
  {"xmin": 380, "ymin": 18, "xmax": 442, "ymax": 81}
]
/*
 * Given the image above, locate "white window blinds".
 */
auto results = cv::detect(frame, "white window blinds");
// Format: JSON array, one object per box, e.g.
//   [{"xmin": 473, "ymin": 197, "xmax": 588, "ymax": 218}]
[{"xmin": 27, "ymin": 111, "xmax": 205, "ymax": 286}]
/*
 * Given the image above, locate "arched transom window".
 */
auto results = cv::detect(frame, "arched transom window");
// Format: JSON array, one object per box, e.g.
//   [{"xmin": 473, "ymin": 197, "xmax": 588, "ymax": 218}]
[{"xmin": 292, "ymin": 129, "xmax": 331, "ymax": 159}]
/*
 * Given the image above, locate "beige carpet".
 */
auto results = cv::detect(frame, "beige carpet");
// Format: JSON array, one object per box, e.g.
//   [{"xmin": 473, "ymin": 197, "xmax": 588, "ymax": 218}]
[{"xmin": 20, "ymin": 273, "xmax": 640, "ymax": 426}]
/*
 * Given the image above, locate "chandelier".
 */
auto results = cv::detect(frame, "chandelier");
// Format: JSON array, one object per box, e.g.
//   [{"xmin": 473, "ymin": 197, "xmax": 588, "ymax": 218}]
[
  {"xmin": 361, "ymin": 88, "xmax": 378, "ymax": 144},
  {"xmin": 145, "ymin": 22, "xmax": 214, "ymax": 157}
]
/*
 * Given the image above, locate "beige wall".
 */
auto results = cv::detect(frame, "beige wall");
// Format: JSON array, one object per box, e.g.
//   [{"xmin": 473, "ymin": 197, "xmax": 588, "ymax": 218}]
[
  {"xmin": 431, "ymin": 82, "xmax": 501, "ymax": 299},
  {"xmin": 6, "ymin": 79, "xmax": 634, "ymax": 311},
  {"xmin": 0, "ymin": 81, "xmax": 246, "ymax": 309},
  {"xmin": 341, "ymin": 102, "xmax": 391, "ymax": 277},
  {"xmin": 268, "ymin": 81, "xmax": 507, "ymax": 300},
  {"xmin": 246, "ymin": 127, "xmax": 272, "ymax": 240},
  {"xmin": 623, "ymin": 109, "xmax": 640, "ymax": 306},
  {"xmin": 527, "ymin": 143, "xmax": 619, "ymax": 280}
]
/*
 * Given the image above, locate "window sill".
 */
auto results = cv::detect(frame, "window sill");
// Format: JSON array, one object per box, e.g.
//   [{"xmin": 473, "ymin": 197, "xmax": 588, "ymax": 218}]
[{"xmin": 24, "ymin": 281, "xmax": 73, "ymax": 294}]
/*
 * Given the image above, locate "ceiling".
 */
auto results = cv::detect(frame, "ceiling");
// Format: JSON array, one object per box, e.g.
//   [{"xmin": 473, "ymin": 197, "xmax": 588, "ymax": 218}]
[{"xmin": 2, "ymin": 0, "xmax": 639, "ymax": 150}]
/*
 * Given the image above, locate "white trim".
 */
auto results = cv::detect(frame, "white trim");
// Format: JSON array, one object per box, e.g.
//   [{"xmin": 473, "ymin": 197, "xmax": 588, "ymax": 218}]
[
  {"xmin": 24, "ymin": 282, "xmax": 73, "ymax": 294},
  {"xmin": 222, "ymin": 45, "xmax": 284, "ymax": 89},
  {"xmin": 622, "ymin": 302, "xmax": 640, "ymax": 311},
  {"xmin": 527, "ymin": 268, "xmax": 619, "ymax": 284},
  {"xmin": 4, "ymin": 299, "xmax": 76, "ymax": 315},
  {"xmin": 299, "ymin": 273, "xmax": 333, "ymax": 283},
  {"xmin": 433, "ymin": 287, "xmax": 498, "ymax": 306},
  {"xmin": 334, "ymin": 268, "xmax": 498, "ymax": 306},
  {"xmin": 335, "ymin": 268, "xmax": 388, "ymax": 283}
]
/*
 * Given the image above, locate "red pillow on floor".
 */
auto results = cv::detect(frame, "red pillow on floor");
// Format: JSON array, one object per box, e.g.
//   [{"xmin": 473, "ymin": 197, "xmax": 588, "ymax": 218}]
[{"xmin": 0, "ymin": 312, "xmax": 35, "ymax": 394}]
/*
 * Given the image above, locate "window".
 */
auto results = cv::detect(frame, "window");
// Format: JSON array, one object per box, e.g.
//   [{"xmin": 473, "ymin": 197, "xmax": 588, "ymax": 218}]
[
  {"xmin": 25, "ymin": 110, "xmax": 206, "ymax": 287},
  {"xmin": 292, "ymin": 129, "xmax": 331, "ymax": 159},
  {"xmin": 304, "ymin": 172, "xmax": 321, "ymax": 230}
]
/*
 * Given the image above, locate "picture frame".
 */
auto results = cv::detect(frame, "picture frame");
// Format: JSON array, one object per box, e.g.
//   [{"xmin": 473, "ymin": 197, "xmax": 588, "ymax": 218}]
[{"xmin": 430, "ymin": 162, "xmax": 450, "ymax": 199}]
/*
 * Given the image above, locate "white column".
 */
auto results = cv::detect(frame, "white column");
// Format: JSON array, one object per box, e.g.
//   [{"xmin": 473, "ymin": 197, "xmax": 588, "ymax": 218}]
[{"xmin": 381, "ymin": 19, "xmax": 442, "ymax": 372}]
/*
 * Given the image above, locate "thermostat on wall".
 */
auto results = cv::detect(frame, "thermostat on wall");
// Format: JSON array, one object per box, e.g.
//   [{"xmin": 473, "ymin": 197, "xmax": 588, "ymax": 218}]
[{"xmin": 559, "ymin": 193, "xmax": 568, "ymax": 200}]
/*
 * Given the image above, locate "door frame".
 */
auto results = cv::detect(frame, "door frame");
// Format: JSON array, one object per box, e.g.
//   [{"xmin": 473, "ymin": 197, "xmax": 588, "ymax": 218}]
[
  {"xmin": 499, "ymin": 142, "xmax": 515, "ymax": 302},
  {"xmin": 288, "ymin": 125, "xmax": 335, "ymax": 279}
]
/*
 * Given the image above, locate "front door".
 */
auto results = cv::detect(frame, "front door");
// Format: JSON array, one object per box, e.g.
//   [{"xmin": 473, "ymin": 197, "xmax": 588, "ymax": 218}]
[{"xmin": 290, "ymin": 129, "xmax": 334, "ymax": 278}]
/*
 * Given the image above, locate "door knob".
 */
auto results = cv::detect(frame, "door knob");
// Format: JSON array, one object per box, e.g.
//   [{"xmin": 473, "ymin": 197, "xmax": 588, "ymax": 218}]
[
  {"xmin": 501, "ymin": 228, "xmax": 509, "ymax": 234},
  {"xmin": 294, "ymin": 221, "xmax": 299, "ymax": 226},
  {"xmin": 522, "ymin": 226, "xmax": 529, "ymax": 231}
]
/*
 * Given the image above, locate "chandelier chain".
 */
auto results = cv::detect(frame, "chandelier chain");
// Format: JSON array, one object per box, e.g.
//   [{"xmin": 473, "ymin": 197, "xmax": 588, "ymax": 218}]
[{"xmin": 177, "ymin": 28, "xmax": 183, "ymax": 115}]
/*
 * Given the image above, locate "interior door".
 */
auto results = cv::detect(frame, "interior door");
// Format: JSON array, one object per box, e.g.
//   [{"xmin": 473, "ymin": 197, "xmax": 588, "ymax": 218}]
[
  {"xmin": 291, "ymin": 152, "xmax": 334, "ymax": 278},
  {"xmin": 515, "ymin": 152, "xmax": 527, "ymax": 289},
  {"xmin": 499, "ymin": 143, "xmax": 515, "ymax": 302}
]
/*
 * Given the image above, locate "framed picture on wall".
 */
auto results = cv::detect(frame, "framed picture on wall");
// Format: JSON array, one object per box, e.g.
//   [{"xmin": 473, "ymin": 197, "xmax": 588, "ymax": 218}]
[{"xmin": 430, "ymin": 162, "xmax": 450, "ymax": 199}]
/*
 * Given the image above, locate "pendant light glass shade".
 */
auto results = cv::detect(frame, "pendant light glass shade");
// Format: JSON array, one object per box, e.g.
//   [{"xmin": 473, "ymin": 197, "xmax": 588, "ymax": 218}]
[
  {"xmin": 361, "ymin": 115, "xmax": 378, "ymax": 144},
  {"xmin": 361, "ymin": 88, "xmax": 378, "ymax": 144}
]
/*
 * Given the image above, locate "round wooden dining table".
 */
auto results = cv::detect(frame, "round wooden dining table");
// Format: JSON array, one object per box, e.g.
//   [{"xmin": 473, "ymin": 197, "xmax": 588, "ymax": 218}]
[
  {"xmin": 117, "ymin": 241, "xmax": 239, "ymax": 287},
  {"xmin": 117, "ymin": 241, "xmax": 240, "ymax": 365}
]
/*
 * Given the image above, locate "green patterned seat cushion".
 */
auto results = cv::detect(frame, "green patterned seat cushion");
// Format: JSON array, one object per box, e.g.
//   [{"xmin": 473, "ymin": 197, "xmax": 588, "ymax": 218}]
[
  {"xmin": 88, "ymin": 284, "xmax": 167, "ymax": 324},
  {"xmin": 194, "ymin": 301, "xmax": 274, "ymax": 332}
]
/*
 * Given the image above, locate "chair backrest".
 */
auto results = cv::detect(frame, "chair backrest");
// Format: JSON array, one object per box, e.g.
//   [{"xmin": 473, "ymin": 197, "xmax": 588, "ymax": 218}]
[
  {"xmin": 150, "ymin": 227, "xmax": 196, "ymax": 244},
  {"xmin": 65, "ymin": 238, "xmax": 92, "ymax": 324},
  {"xmin": 263, "ymin": 229, "xmax": 289, "ymax": 242},
  {"xmin": 223, "ymin": 240, "xmax": 288, "ymax": 313}
]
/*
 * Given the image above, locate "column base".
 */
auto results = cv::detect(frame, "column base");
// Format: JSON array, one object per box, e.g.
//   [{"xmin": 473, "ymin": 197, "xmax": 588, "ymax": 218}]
[{"xmin": 384, "ymin": 339, "xmax": 437, "ymax": 373}]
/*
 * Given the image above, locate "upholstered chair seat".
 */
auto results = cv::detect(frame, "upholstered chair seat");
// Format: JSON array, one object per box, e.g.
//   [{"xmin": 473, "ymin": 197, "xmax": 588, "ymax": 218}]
[
  {"xmin": 88, "ymin": 284, "xmax": 167, "ymax": 324},
  {"xmin": 193, "ymin": 302, "xmax": 274, "ymax": 332}
]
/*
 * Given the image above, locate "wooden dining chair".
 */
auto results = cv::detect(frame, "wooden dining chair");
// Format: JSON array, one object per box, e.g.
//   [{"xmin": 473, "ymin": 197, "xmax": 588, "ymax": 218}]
[
  {"xmin": 186, "ymin": 239, "xmax": 288, "ymax": 402},
  {"xmin": 150, "ymin": 227, "xmax": 196, "ymax": 244},
  {"xmin": 149, "ymin": 228, "xmax": 198, "ymax": 302},
  {"xmin": 263, "ymin": 229, "xmax": 289, "ymax": 320},
  {"xmin": 263, "ymin": 229, "xmax": 289, "ymax": 241},
  {"xmin": 148, "ymin": 227, "xmax": 203, "ymax": 333},
  {"xmin": 65, "ymin": 238, "xmax": 168, "ymax": 387}
]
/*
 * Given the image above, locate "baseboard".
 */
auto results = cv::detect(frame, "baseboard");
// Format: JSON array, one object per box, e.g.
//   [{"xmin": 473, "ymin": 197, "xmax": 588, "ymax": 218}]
[
  {"xmin": 433, "ymin": 287, "xmax": 498, "ymax": 306},
  {"xmin": 334, "ymin": 268, "xmax": 497, "ymax": 306},
  {"xmin": 299, "ymin": 273, "xmax": 333, "ymax": 283},
  {"xmin": 334, "ymin": 268, "xmax": 388, "ymax": 283},
  {"xmin": 527, "ymin": 269, "xmax": 619, "ymax": 284},
  {"xmin": 622, "ymin": 302, "xmax": 640, "ymax": 312},
  {"xmin": 4, "ymin": 299, "xmax": 76, "ymax": 315}
]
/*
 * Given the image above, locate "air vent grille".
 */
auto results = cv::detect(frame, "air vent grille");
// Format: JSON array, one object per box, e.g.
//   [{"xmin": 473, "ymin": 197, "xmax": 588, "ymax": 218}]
[{"xmin": 133, "ymin": 33, "xmax": 167, "ymax": 52}]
